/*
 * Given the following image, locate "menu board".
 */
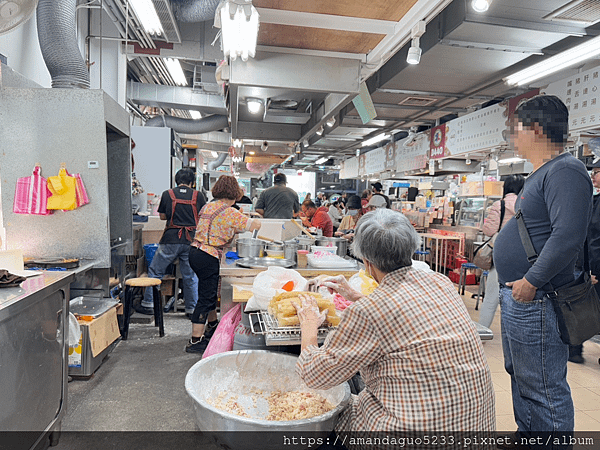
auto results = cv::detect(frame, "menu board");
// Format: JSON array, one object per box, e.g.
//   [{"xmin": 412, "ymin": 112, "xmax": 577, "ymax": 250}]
[
  {"xmin": 444, "ymin": 104, "xmax": 508, "ymax": 155},
  {"xmin": 384, "ymin": 141, "xmax": 397, "ymax": 171},
  {"xmin": 543, "ymin": 67, "xmax": 600, "ymax": 132},
  {"xmin": 364, "ymin": 147, "xmax": 386, "ymax": 175},
  {"xmin": 340, "ymin": 157, "xmax": 358, "ymax": 179},
  {"xmin": 395, "ymin": 131, "xmax": 430, "ymax": 173}
]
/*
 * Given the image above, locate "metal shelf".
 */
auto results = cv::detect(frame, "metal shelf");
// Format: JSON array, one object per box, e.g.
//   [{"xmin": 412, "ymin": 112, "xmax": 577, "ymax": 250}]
[{"xmin": 249, "ymin": 311, "xmax": 335, "ymax": 346}]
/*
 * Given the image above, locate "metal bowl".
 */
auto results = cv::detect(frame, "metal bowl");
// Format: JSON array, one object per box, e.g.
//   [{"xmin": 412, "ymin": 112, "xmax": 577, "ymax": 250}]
[
  {"xmin": 236, "ymin": 238, "xmax": 266, "ymax": 258},
  {"xmin": 235, "ymin": 257, "xmax": 296, "ymax": 269},
  {"xmin": 314, "ymin": 237, "xmax": 348, "ymax": 257},
  {"xmin": 185, "ymin": 350, "xmax": 351, "ymax": 450}
]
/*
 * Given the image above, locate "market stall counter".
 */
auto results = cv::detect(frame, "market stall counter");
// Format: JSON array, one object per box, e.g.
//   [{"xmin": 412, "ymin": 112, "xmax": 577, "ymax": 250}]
[{"xmin": 0, "ymin": 261, "xmax": 97, "ymax": 450}]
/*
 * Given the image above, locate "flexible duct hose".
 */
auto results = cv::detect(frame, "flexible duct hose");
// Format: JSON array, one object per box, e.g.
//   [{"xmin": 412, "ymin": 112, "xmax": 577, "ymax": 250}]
[
  {"xmin": 145, "ymin": 114, "xmax": 229, "ymax": 134},
  {"xmin": 207, "ymin": 152, "xmax": 228, "ymax": 170},
  {"xmin": 171, "ymin": 0, "xmax": 222, "ymax": 23},
  {"xmin": 37, "ymin": 0, "xmax": 90, "ymax": 89}
]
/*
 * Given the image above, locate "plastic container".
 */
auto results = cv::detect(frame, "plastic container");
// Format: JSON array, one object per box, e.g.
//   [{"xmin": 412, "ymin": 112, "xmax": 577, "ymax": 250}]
[
  {"xmin": 297, "ymin": 250, "xmax": 309, "ymax": 268},
  {"xmin": 144, "ymin": 243, "xmax": 159, "ymax": 267},
  {"xmin": 311, "ymin": 245, "xmax": 337, "ymax": 254},
  {"xmin": 266, "ymin": 249, "xmax": 284, "ymax": 259}
]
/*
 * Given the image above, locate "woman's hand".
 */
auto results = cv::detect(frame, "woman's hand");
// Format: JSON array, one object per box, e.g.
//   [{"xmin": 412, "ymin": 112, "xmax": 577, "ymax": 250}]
[
  {"xmin": 320, "ymin": 275, "xmax": 363, "ymax": 302},
  {"xmin": 292, "ymin": 295, "xmax": 326, "ymax": 330}
]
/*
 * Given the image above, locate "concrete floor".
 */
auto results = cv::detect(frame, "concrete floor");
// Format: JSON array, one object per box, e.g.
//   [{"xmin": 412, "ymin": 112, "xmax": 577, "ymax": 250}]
[{"xmin": 53, "ymin": 311, "xmax": 222, "ymax": 449}]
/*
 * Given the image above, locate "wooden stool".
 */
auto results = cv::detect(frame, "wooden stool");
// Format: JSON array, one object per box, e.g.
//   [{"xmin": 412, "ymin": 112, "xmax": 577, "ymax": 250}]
[{"xmin": 121, "ymin": 277, "xmax": 164, "ymax": 340}]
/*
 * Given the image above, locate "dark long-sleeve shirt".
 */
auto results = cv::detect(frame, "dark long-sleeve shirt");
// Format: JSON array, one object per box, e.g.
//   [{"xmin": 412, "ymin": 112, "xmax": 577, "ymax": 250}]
[{"xmin": 494, "ymin": 153, "xmax": 592, "ymax": 290}]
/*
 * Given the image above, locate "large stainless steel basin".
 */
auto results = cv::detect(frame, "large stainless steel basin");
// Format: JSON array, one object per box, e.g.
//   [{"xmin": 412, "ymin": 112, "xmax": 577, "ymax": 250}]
[{"xmin": 185, "ymin": 350, "xmax": 351, "ymax": 450}]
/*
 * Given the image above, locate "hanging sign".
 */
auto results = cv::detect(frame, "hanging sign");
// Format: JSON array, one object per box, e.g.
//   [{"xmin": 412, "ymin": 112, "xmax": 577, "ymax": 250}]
[
  {"xmin": 340, "ymin": 157, "xmax": 359, "ymax": 179},
  {"xmin": 384, "ymin": 141, "xmax": 397, "ymax": 171},
  {"xmin": 543, "ymin": 67, "xmax": 600, "ymax": 132},
  {"xmin": 358, "ymin": 154, "xmax": 367, "ymax": 176},
  {"xmin": 429, "ymin": 124, "xmax": 447, "ymax": 159},
  {"xmin": 395, "ymin": 131, "xmax": 430, "ymax": 173},
  {"xmin": 364, "ymin": 147, "xmax": 386, "ymax": 175}
]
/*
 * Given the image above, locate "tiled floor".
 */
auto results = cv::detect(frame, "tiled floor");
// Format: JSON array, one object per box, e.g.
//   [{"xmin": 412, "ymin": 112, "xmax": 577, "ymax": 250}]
[{"xmin": 459, "ymin": 288, "xmax": 600, "ymax": 432}]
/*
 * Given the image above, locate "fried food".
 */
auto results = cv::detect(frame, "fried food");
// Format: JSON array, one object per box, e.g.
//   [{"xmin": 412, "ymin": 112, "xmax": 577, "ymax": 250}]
[{"xmin": 269, "ymin": 291, "xmax": 339, "ymax": 327}]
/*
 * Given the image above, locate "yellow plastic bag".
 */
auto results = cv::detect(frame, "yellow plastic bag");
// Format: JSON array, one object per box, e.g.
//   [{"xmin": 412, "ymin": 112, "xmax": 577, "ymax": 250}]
[{"xmin": 47, "ymin": 168, "xmax": 77, "ymax": 210}]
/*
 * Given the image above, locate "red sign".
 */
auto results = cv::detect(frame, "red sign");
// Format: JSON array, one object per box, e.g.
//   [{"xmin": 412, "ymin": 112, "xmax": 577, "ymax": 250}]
[{"xmin": 429, "ymin": 124, "xmax": 447, "ymax": 159}]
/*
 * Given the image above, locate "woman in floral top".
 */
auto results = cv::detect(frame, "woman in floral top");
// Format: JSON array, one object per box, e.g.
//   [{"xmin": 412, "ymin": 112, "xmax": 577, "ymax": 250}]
[{"xmin": 186, "ymin": 175, "xmax": 261, "ymax": 354}]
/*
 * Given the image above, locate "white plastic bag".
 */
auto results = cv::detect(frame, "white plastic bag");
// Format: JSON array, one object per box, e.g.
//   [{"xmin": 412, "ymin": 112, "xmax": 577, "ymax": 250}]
[
  {"xmin": 68, "ymin": 312, "xmax": 82, "ymax": 347},
  {"xmin": 246, "ymin": 267, "xmax": 308, "ymax": 311}
]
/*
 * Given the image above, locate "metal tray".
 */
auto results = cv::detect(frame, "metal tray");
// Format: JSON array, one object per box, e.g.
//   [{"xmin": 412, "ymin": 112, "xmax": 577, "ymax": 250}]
[
  {"xmin": 69, "ymin": 297, "xmax": 119, "ymax": 318},
  {"xmin": 249, "ymin": 311, "xmax": 335, "ymax": 346},
  {"xmin": 25, "ymin": 258, "xmax": 80, "ymax": 269},
  {"xmin": 235, "ymin": 257, "xmax": 295, "ymax": 269}
]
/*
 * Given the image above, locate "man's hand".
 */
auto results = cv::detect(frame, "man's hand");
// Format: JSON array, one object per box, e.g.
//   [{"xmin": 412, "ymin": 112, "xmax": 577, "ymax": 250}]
[
  {"xmin": 592, "ymin": 274, "xmax": 598, "ymax": 285},
  {"xmin": 506, "ymin": 278, "xmax": 537, "ymax": 302}
]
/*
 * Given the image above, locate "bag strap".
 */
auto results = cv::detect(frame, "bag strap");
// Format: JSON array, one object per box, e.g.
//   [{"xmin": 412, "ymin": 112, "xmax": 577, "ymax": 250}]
[{"xmin": 498, "ymin": 200, "xmax": 505, "ymax": 233}]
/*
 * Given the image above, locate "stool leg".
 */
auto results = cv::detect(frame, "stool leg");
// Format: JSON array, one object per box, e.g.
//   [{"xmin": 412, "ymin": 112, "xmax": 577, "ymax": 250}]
[
  {"xmin": 152, "ymin": 285, "xmax": 165, "ymax": 337},
  {"xmin": 458, "ymin": 268, "xmax": 463, "ymax": 294},
  {"xmin": 461, "ymin": 268, "xmax": 467, "ymax": 295},
  {"xmin": 475, "ymin": 281, "xmax": 483, "ymax": 310},
  {"xmin": 121, "ymin": 286, "xmax": 132, "ymax": 340}
]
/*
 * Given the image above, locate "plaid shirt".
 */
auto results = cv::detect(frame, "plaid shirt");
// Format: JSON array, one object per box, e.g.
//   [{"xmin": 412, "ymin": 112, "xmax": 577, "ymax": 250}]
[{"xmin": 297, "ymin": 267, "xmax": 495, "ymax": 435}]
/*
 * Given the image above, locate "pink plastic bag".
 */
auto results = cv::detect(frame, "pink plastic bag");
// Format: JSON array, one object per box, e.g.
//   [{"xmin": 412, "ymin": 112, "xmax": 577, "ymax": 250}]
[
  {"xmin": 202, "ymin": 304, "xmax": 242, "ymax": 359},
  {"xmin": 13, "ymin": 166, "xmax": 53, "ymax": 215}
]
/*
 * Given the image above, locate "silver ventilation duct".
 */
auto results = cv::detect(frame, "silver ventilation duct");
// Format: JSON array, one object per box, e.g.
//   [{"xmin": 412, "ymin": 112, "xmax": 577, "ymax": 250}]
[
  {"xmin": 207, "ymin": 152, "xmax": 227, "ymax": 170},
  {"xmin": 37, "ymin": 0, "xmax": 90, "ymax": 89},
  {"xmin": 145, "ymin": 114, "xmax": 229, "ymax": 134},
  {"xmin": 170, "ymin": 0, "xmax": 222, "ymax": 22}
]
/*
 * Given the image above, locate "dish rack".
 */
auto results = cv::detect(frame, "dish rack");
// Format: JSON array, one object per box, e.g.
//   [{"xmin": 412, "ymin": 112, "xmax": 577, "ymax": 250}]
[{"xmin": 249, "ymin": 311, "xmax": 335, "ymax": 346}]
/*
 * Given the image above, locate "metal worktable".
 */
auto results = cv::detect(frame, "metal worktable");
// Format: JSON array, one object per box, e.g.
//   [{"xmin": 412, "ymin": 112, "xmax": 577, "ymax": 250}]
[{"xmin": 0, "ymin": 261, "xmax": 97, "ymax": 450}]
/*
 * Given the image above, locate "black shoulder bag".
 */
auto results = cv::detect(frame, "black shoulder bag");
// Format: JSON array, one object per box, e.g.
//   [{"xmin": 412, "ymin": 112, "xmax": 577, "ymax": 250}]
[
  {"xmin": 473, "ymin": 200, "xmax": 505, "ymax": 270},
  {"xmin": 515, "ymin": 209, "xmax": 600, "ymax": 346}
]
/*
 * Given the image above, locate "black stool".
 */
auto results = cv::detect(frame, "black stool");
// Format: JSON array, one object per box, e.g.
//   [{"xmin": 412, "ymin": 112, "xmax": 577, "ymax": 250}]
[{"xmin": 121, "ymin": 277, "xmax": 164, "ymax": 340}]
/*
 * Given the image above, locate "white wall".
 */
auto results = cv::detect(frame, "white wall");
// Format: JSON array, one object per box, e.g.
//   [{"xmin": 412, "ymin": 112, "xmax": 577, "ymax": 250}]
[
  {"xmin": 131, "ymin": 126, "xmax": 173, "ymax": 201},
  {"xmin": 277, "ymin": 170, "xmax": 316, "ymax": 203}
]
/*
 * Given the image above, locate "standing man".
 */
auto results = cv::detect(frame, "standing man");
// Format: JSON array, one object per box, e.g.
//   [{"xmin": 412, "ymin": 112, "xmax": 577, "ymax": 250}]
[
  {"xmin": 493, "ymin": 95, "xmax": 592, "ymax": 441},
  {"xmin": 371, "ymin": 182, "xmax": 391, "ymax": 208},
  {"xmin": 136, "ymin": 168, "xmax": 206, "ymax": 317},
  {"xmin": 301, "ymin": 200, "xmax": 333, "ymax": 237},
  {"xmin": 255, "ymin": 173, "xmax": 300, "ymax": 219}
]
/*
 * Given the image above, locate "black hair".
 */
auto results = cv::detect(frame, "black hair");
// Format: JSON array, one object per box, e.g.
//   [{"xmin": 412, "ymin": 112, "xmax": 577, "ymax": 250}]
[
  {"xmin": 501, "ymin": 174, "xmax": 525, "ymax": 197},
  {"xmin": 515, "ymin": 94, "xmax": 568, "ymax": 145},
  {"xmin": 274, "ymin": 173, "xmax": 287, "ymax": 184},
  {"xmin": 346, "ymin": 195, "xmax": 362, "ymax": 210},
  {"xmin": 175, "ymin": 167, "xmax": 195, "ymax": 186},
  {"xmin": 303, "ymin": 200, "xmax": 316, "ymax": 209}
]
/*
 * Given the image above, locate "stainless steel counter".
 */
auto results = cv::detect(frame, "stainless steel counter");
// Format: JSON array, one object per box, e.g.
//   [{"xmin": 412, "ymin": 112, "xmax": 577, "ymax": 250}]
[{"xmin": 0, "ymin": 261, "xmax": 99, "ymax": 450}]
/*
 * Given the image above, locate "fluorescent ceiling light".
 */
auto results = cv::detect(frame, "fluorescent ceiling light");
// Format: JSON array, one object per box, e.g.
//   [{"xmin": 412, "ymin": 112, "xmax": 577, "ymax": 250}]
[
  {"xmin": 247, "ymin": 98, "xmax": 262, "ymax": 114},
  {"xmin": 210, "ymin": 151, "xmax": 219, "ymax": 158},
  {"xmin": 129, "ymin": 0, "xmax": 164, "ymax": 36},
  {"xmin": 498, "ymin": 157, "xmax": 525, "ymax": 164},
  {"xmin": 218, "ymin": 1, "xmax": 260, "ymax": 62},
  {"xmin": 362, "ymin": 133, "xmax": 390, "ymax": 147},
  {"xmin": 189, "ymin": 110, "xmax": 202, "ymax": 119},
  {"xmin": 471, "ymin": 0, "xmax": 492, "ymax": 13},
  {"xmin": 164, "ymin": 58, "xmax": 187, "ymax": 86},
  {"xmin": 505, "ymin": 35, "xmax": 600, "ymax": 86},
  {"xmin": 315, "ymin": 157, "xmax": 329, "ymax": 165}
]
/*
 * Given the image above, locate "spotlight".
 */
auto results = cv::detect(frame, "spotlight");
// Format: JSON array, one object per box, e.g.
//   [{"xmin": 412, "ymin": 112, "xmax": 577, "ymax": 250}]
[
  {"xmin": 326, "ymin": 117, "xmax": 336, "ymax": 127},
  {"xmin": 303, "ymin": 139, "xmax": 309, "ymax": 147},
  {"xmin": 471, "ymin": 0, "xmax": 492, "ymax": 13},
  {"xmin": 356, "ymin": 148, "xmax": 360, "ymax": 157},
  {"xmin": 406, "ymin": 39, "xmax": 422, "ymax": 65},
  {"xmin": 261, "ymin": 141, "xmax": 269, "ymax": 152},
  {"xmin": 316, "ymin": 126, "xmax": 324, "ymax": 136},
  {"xmin": 466, "ymin": 158, "xmax": 472, "ymax": 165},
  {"xmin": 247, "ymin": 98, "xmax": 262, "ymax": 114}
]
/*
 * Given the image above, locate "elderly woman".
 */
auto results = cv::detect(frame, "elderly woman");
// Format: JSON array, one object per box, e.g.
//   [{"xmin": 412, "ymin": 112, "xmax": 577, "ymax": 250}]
[
  {"xmin": 293, "ymin": 209, "xmax": 495, "ymax": 435},
  {"xmin": 335, "ymin": 195, "xmax": 362, "ymax": 241},
  {"xmin": 186, "ymin": 175, "xmax": 261, "ymax": 353}
]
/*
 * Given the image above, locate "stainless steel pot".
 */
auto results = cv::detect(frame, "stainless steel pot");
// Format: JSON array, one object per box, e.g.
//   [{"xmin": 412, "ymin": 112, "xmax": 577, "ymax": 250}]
[
  {"xmin": 185, "ymin": 350, "xmax": 351, "ymax": 450},
  {"xmin": 283, "ymin": 240, "xmax": 298, "ymax": 262},
  {"xmin": 265, "ymin": 242, "xmax": 284, "ymax": 252},
  {"xmin": 236, "ymin": 238, "xmax": 265, "ymax": 258},
  {"xmin": 315, "ymin": 237, "xmax": 348, "ymax": 257},
  {"xmin": 295, "ymin": 236, "xmax": 314, "ymax": 251}
]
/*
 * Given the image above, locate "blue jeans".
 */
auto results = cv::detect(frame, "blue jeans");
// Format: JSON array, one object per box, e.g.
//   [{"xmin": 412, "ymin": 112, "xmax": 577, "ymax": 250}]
[
  {"xmin": 142, "ymin": 243, "xmax": 198, "ymax": 314},
  {"xmin": 499, "ymin": 285, "xmax": 573, "ymax": 438}
]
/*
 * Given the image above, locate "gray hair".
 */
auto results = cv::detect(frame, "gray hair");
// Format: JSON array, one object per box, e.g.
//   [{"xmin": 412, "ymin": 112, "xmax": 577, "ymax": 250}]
[{"xmin": 351, "ymin": 209, "xmax": 420, "ymax": 273}]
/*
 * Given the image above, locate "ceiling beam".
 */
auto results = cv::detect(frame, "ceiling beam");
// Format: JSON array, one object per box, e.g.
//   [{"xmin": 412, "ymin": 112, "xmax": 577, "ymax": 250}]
[
  {"xmin": 255, "ymin": 7, "xmax": 397, "ymax": 35},
  {"xmin": 236, "ymin": 121, "xmax": 302, "ymax": 141},
  {"xmin": 377, "ymin": 88, "xmax": 494, "ymax": 100},
  {"xmin": 463, "ymin": 14, "xmax": 587, "ymax": 36},
  {"xmin": 373, "ymin": 103, "xmax": 465, "ymax": 113}
]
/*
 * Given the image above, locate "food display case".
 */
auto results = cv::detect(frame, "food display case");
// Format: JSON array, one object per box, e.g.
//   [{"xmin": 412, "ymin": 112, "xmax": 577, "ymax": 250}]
[{"xmin": 455, "ymin": 196, "xmax": 500, "ymax": 228}]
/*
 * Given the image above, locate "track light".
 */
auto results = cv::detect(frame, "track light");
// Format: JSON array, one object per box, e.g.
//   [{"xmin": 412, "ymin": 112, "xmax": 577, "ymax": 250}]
[
  {"xmin": 326, "ymin": 117, "xmax": 336, "ymax": 127},
  {"xmin": 438, "ymin": 160, "xmax": 443, "ymax": 170},
  {"xmin": 316, "ymin": 126, "xmax": 324, "ymax": 136},
  {"xmin": 233, "ymin": 139, "xmax": 242, "ymax": 147},
  {"xmin": 261, "ymin": 141, "xmax": 269, "ymax": 152},
  {"xmin": 406, "ymin": 38, "xmax": 422, "ymax": 65},
  {"xmin": 247, "ymin": 98, "xmax": 262, "ymax": 114},
  {"xmin": 466, "ymin": 158, "xmax": 471, "ymax": 165},
  {"xmin": 471, "ymin": 0, "xmax": 492, "ymax": 13},
  {"xmin": 303, "ymin": 139, "xmax": 309, "ymax": 147}
]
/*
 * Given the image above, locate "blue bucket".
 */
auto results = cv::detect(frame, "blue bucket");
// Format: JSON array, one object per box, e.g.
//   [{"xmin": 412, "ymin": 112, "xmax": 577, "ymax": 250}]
[{"xmin": 144, "ymin": 244, "xmax": 159, "ymax": 267}]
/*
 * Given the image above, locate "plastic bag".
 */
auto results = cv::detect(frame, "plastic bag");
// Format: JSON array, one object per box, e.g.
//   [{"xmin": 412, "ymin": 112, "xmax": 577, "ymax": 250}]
[
  {"xmin": 13, "ymin": 166, "xmax": 53, "ymax": 215},
  {"xmin": 47, "ymin": 167, "xmax": 77, "ymax": 210},
  {"xmin": 68, "ymin": 312, "xmax": 82, "ymax": 347},
  {"xmin": 202, "ymin": 304, "xmax": 242, "ymax": 359},
  {"xmin": 349, "ymin": 269, "xmax": 378, "ymax": 297},
  {"xmin": 246, "ymin": 267, "xmax": 308, "ymax": 311}
]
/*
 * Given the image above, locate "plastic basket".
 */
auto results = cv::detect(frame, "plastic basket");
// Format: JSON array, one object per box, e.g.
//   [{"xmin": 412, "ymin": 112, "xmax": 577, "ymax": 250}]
[{"xmin": 144, "ymin": 244, "xmax": 159, "ymax": 267}]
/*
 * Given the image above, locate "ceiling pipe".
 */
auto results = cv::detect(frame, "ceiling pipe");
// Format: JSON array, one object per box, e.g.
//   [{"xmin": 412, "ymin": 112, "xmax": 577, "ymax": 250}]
[
  {"xmin": 145, "ymin": 114, "xmax": 229, "ymax": 134},
  {"xmin": 207, "ymin": 152, "xmax": 228, "ymax": 170},
  {"xmin": 170, "ymin": 0, "xmax": 222, "ymax": 22},
  {"xmin": 37, "ymin": 0, "xmax": 90, "ymax": 89}
]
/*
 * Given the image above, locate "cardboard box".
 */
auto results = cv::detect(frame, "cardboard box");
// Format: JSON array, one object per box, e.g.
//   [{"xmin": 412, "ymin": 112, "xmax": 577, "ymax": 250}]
[{"xmin": 459, "ymin": 181, "xmax": 503, "ymax": 197}]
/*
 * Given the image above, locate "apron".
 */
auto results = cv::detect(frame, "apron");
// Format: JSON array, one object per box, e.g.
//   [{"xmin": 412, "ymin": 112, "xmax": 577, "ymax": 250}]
[{"xmin": 164, "ymin": 189, "xmax": 199, "ymax": 242}]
